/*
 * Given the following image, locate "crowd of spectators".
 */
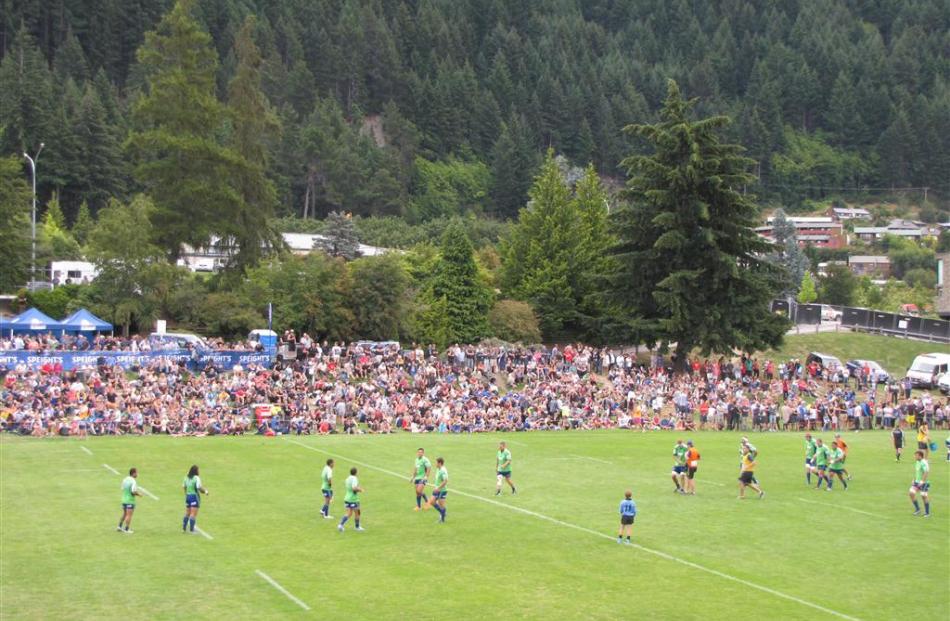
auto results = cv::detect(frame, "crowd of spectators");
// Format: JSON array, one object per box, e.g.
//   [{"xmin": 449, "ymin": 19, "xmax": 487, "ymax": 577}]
[
  {"xmin": 0, "ymin": 332, "xmax": 258, "ymax": 352},
  {"xmin": 2, "ymin": 338, "xmax": 947, "ymax": 438}
]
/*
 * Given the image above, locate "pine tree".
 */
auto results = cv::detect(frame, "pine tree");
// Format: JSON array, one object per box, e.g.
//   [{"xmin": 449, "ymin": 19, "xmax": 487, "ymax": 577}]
[
  {"xmin": 500, "ymin": 150, "xmax": 580, "ymax": 338},
  {"xmin": 315, "ymin": 211, "xmax": 361, "ymax": 259},
  {"xmin": 797, "ymin": 272, "xmax": 818, "ymax": 304},
  {"xmin": 72, "ymin": 201, "xmax": 95, "ymax": 246},
  {"xmin": 490, "ymin": 115, "xmax": 537, "ymax": 219},
  {"xmin": 606, "ymin": 80, "xmax": 787, "ymax": 371},
  {"xmin": 418, "ymin": 221, "xmax": 492, "ymax": 345},
  {"xmin": 127, "ymin": 0, "xmax": 241, "ymax": 259},
  {"xmin": 226, "ymin": 15, "xmax": 282, "ymax": 271},
  {"xmin": 0, "ymin": 156, "xmax": 32, "ymax": 291},
  {"xmin": 76, "ymin": 84, "xmax": 126, "ymax": 210},
  {"xmin": 769, "ymin": 209, "xmax": 808, "ymax": 296}
]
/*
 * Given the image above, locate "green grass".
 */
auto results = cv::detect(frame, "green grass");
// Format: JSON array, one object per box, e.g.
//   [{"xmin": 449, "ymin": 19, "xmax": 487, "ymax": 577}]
[
  {"xmin": 763, "ymin": 331, "xmax": 948, "ymax": 377},
  {"xmin": 2, "ymin": 431, "xmax": 947, "ymax": 620}
]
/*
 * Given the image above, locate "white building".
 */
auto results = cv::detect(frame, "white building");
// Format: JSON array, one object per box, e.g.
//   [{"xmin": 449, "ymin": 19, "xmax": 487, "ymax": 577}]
[{"xmin": 49, "ymin": 261, "xmax": 98, "ymax": 286}]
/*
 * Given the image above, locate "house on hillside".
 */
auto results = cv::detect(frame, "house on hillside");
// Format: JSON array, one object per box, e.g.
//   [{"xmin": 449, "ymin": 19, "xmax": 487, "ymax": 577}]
[
  {"xmin": 755, "ymin": 216, "xmax": 845, "ymax": 249},
  {"xmin": 828, "ymin": 206, "xmax": 871, "ymax": 221},
  {"xmin": 852, "ymin": 219, "xmax": 927, "ymax": 243},
  {"xmin": 847, "ymin": 255, "xmax": 891, "ymax": 278}
]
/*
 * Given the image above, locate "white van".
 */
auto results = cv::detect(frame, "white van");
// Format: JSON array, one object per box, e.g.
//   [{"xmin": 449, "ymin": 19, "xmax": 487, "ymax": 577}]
[
  {"xmin": 149, "ymin": 332, "xmax": 209, "ymax": 351},
  {"xmin": 906, "ymin": 353, "xmax": 950, "ymax": 388}
]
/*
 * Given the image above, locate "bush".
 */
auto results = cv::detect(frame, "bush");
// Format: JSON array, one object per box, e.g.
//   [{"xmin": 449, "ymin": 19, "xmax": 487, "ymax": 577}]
[
  {"xmin": 25, "ymin": 284, "xmax": 83, "ymax": 319},
  {"xmin": 488, "ymin": 300, "xmax": 541, "ymax": 344},
  {"xmin": 903, "ymin": 267, "xmax": 936, "ymax": 289}
]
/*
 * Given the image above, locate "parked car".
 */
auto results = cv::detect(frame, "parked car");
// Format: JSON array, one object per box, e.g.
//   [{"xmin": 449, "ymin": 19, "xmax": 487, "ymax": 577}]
[
  {"xmin": 806, "ymin": 352, "xmax": 843, "ymax": 371},
  {"xmin": 906, "ymin": 353, "xmax": 950, "ymax": 388},
  {"xmin": 354, "ymin": 340, "xmax": 401, "ymax": 354},
  {"xmin": 937, "ymin": 372, "xmax": 950, "ymax": 394},
  {"xmin": 820, "ymin": 305, "xmax": 842, "ymax": 322},
  {"xmin": 845, "ymin": 359, "xmax": 889, "ymax": 383}
]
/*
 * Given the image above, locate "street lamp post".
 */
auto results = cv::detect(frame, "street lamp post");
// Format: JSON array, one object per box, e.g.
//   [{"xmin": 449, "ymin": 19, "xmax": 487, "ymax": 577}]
[{"xmin": 23, "ymin": 142, "xmax": 44, "ymax": 290}]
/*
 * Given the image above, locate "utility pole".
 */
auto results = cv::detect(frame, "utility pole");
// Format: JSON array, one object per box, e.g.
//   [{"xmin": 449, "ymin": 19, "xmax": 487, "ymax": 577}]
[{"xmin": 23, "ymin": 142, "xmax": 45, "ymax": 290}]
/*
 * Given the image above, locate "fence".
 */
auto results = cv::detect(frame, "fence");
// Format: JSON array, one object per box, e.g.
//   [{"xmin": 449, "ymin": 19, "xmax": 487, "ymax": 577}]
[{"xmin": 772, "ymin": 300, "xmax": 950, "ymax": 344}]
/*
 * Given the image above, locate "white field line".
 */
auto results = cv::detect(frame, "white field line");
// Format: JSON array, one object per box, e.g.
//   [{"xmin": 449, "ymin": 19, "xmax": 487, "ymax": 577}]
[
  {"xmin": 505, "ymin": 440, "xmax": 529, "ymax": 447},
  {"xmin": 255, "ymin": 570, "xmax": 311, "ymax": 611},
  {"xmin": 194, "ymin": 526, "xmax": 214, "ymax": 540},
  {"xmin": 102, "ymin": 463, "xmax": 120, "ymax": 475},
  {"xmin": 80, "ymin": 445, "xmax": 93, "ymax": 456},
  {"xmin": 796, "ymin": 497, "xmax": 886, "ymax": 519},
  {"xmin": 137, "ymin": 486, "xmax": 160, "ymax": 501},
  {"xmin": 286, "ymin": 439, "xmax": 861, "ymax": 621},
  {"xmin": 570, "ymin": 453, "xmax": 613, "ymax": 465}
]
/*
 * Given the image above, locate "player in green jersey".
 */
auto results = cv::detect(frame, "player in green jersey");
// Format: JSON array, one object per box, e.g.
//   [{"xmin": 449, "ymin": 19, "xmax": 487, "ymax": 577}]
[
  {"xmin": 117, "ymin": 467, "xmax": 141, "ymax": 534},
  {"xmin": 495, "ymin": 442, "xmax": 516, "ymax": 495},
  {"xmin": 827, "ymin": 445, "xmax": 849, "ymax": 490},
  {"xmin": 909, "ymin": 451, "xmax": 931, "ymax": 517},
  {"xmin": 410, "ymin": 448, "xmax": 431, "ymax": 510},
  {"xmin": 338, "ymin": 467, "xmax": 365, "ymax": 531},
  {"xmin": 803, "ymin": 433, "xmax": 817, "ymax": 485},
  {"xmin": 320, "ymin": 459, "xmax": 334, "ymax": 519},
  {"xmin": 427, "ymin": 457, "xmax": 448, "ymax": 523},
  {"xmin": 182, "ymin": 464, "xmax": 209, "ymax": 534},
  {"xmin": 672, "ymin": 440, "xmax": 688, "ymax": 493},
  {"xmin": 811, "ymin": 438, "xmax": 831, "ymax": 489}
]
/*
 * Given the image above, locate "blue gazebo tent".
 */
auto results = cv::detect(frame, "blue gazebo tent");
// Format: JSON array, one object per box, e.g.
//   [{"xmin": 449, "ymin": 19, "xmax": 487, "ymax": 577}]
[
  {"xmin": 4, "ymin": 307, "xmax": 65, "ymax": 335},
  {"xmin": 61, "ymin": 308, "xmax": 113, "ymax": 334}
]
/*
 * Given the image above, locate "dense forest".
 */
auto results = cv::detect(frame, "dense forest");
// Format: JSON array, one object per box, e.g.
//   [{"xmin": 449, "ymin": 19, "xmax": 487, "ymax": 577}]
[{"xmin": 2, "ymin": 0, "xmax": 948, "ymax": 229}]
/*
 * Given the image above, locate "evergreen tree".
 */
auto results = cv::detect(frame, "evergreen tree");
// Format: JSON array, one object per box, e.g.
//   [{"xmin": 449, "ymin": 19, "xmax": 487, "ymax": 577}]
[
  {"xmin": 0, "ymin": 156, "xmax": 32, "ymax": 291},
  {"xmin": 72, "ymin": 201, "xmax": 95, "ymax": 246},
  {"xmin": 315, "ymin": 211, "xmax": 361, "ymax": 259},
  {"xmin": 797, "ymin": 271, "xmax": 818, "ymax": 304},
  {"xmin": 769, "ymin": 208, "xmax": 807, "ymax": 296},
  {"xmin": 127, "ymin": 0, "xmax": 242, "ymax": 259},
  {"xmin": 500, "ymin": 152, "xmax": 612, "ymax": 339},
  {"xmin": 76, "ymin": 84, "xmax": 126, "ymax": 211},
  {"xmin": 226, "ymin": 15, "xmax": 282, "ymax": 271},
  {"xmin": 417, "ymin": 221, "xmax": 492, "ymax": 345},
  {"xmin": 500, "ymin": 150, "xmax": 580, "ymax": 338},
  {"xmin": 490, "ymin": 115, "xmax": 537, "ymax": 219},
  {"xmin": 606, "ymin": 81, "xmax": 787, "ymax": 371}
]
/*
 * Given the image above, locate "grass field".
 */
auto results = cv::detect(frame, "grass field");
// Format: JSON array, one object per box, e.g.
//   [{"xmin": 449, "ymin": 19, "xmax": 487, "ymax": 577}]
[
  {"xmin": 763, "ymin": 332, "xmax": 947, "ymax": 377},
  {"xmin": 2, "ymin": 431, "xmax": 947, "ymax": 620}
]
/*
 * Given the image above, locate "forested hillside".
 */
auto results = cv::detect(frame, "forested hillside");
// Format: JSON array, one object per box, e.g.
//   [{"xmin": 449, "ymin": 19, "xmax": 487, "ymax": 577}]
[{"xmin": 2, "ymin": 0, "xmax": 948, "ymax": 228}]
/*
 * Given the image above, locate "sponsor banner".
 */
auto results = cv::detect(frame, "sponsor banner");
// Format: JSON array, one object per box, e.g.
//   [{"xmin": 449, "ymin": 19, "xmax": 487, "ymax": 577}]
[{"xmin": 0, "ymin": 349, "xmax": 274, "ymax": 371}]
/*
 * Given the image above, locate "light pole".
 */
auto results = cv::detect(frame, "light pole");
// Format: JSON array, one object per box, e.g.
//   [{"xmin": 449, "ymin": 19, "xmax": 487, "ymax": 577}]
[{"xmin": 23, "ymin": 142, "xmax": 44, "ymax": 290}]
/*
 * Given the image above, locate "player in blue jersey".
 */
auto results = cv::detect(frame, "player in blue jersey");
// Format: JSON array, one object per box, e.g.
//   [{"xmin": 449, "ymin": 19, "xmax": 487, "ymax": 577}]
[{"xmin": 617, "ymin": 490, "xmax": 637, "ymax": 544}]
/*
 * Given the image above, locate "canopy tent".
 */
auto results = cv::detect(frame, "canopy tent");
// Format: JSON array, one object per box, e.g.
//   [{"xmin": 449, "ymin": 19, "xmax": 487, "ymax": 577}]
[
  {"xmin": 61, "ymin": 308, "xmax": 113, "ymax": 334},
  {"xmin": 3, "ymin": 308, "xmax": 65, "ymax": 335}
]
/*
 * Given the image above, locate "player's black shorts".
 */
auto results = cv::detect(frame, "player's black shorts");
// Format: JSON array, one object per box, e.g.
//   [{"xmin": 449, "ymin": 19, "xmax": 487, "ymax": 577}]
[
  {"xmin": 739, "ymin": 471, "xmax": 755, "ymax": 484},
  {"xmin": 687, "ymin": 467, "xmax": 697, "ymax": 480},
  {"xmin": 620, "ymin": 515, "xmax": 635, "ymax": 525},
  {"xmin": 917, "ymin": 441, "xmax": 928, "ymax": 450}
]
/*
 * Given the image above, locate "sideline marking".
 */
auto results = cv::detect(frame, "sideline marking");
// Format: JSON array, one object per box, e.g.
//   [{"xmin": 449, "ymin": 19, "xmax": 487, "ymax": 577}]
[
  {"xmin": 797, "ymin": 497, "xmax": 885, "ymax": 519},
  {"xmin": 194, "ymin": 526, "xmax": 214, "ymax": 540},
  {"xmin": 286, "ymin": 439, "xmax": 861, "ymax": 621},
  {"xmin": 80, "ymin": 446, "xmax": 93, "ymax": 456},
  {"xmin": 255, "ymin": 570, "xmax": 311, "ymax": 611},
  {"xmin": 137, "ymin": 486, "xmax": 160, "ymax": 501},
  {"xmin": 570, "ymin": 453, "xmax": 613, "ymax": 465},
  {"xmin": 102, "ymin": 464, "xmax": 120, "ymax": 475}
]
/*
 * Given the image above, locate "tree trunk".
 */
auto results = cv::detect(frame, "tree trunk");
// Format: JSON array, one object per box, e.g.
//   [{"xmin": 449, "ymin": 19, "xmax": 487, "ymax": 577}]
[{"xmin": 672, "ymin": 343, "xmax": 692, "ymax": 375}]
